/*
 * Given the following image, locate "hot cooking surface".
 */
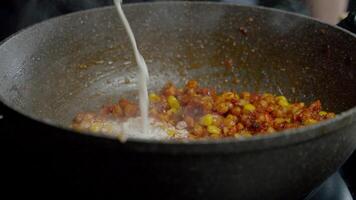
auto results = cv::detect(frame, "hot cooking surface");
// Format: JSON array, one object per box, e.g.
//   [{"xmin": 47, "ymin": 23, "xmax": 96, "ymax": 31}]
[{"xmin": 0, "ymin": 0, "xmax": 354, "ymax": 199}]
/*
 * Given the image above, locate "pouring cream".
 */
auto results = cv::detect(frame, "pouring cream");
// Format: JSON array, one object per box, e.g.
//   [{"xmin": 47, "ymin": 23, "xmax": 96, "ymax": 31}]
[{"xmin": 113, "ymin": 0, "xmax": 150, "ymax": 134}]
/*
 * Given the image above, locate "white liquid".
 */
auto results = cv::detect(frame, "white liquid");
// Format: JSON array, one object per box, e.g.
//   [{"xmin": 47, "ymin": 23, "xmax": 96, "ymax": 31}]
[{"xmin": 114, "ymin": 0, "xmax": 149, "ymax": 134}]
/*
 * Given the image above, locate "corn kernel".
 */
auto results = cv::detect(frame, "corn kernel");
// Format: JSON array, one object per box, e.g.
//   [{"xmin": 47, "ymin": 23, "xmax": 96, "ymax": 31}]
[
  {"xmin": 167, "ymin": 129, "xmax": 175, "ymax": 137},
  {"xmin": 319, "ymin": 111, "xmax": 327, "ymax": 116},
  {"xmin": 263, "ymin": 93, "xmax": 272, "ymax": 97},
  {"xmin": 304, "ymin": 119, "xmax": 318, "ymax": 125},
  {"xmin": 238, "ymin": 99, "xmax": 248, "ymax": 106},
  {"xmin": 327, "ymin": 113, "xmax": 336, "ymax": 118},
  {"xmin": 149, "ymin": 93, "xmax": 160, "ymax": 102},
  {"xmin": 243, "ymin": 104, "xmax": 256, "ymax": 112},
  {"xmin": 278, "ymin": 99, "xmax": 289, "ymax": 107},
  {"xmin": 234, "ymin": 130, "xmax": 252, "ymax": 138},
  {"xmin": 276, "ymin": 96, "xmax": 288, "ymax": 102},
  {"xmin": 167, "ymin": 108, "xmax": 178, "ymax": 115},
  {"xmin": 200, "ymin": 114, "xmax": 213, "ymax": 126},
  {"xmin": 89, "ymin": 122, "xmax": 102, "ymax": 133},
  {"xmin": 221, "ymin": 92, "xmax": 235, "ymax": 100},
  {"xmin": 274, "ymin": 118, "xmax": 290, "ymax": 123},
  {"xmin": 207, "ymin": 125, "xmax": 221, "ymax": 135},
  {"xmin": 167, "ymin": 95, "xmax": 180, "ymax": 110}
]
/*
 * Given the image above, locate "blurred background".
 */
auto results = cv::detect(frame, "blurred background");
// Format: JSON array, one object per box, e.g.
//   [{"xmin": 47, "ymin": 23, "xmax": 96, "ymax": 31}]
[{"xmin": 0, "ymin": 0, "xmax": 355, "ymax": 41}]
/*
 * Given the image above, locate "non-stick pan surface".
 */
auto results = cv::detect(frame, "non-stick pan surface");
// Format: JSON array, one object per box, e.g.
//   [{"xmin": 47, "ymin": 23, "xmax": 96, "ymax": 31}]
[{"xmin": 0, "ymin": 2, "xmax": 355, "ymax": 200}]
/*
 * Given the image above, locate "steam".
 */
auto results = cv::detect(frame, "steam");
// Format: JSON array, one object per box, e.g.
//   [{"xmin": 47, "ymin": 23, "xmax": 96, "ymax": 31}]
[{"xmin": 17, "ymin": 0, "xmax": 113, "ymax": 28}]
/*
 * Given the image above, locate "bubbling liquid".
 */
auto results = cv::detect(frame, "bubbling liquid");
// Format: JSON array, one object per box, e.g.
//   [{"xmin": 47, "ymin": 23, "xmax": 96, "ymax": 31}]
[{"xmin": 113, "ymin": 0, "xmax": 149, "ymax": 134}]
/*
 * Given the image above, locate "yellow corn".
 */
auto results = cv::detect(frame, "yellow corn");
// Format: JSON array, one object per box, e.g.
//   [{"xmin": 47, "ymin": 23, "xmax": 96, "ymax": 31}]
[
  {"xmin": 89, "ymin": 122, "xmax": 102, "ymax": 133},
  {"xmin": 274, "ymin": 118, "xmax": 285, "ymax": 124},
  {"xmin": 304, "ymin": 119, "xmax": 318, "ymax": 125},
  {"xmin": 207, "ymin": 125, "xmax": 221, "ymax": 135},
  {"xmin": 243, "ymin": 104, "xmax": 256, "ymax": 112},
  {"xmin": 319, "ymin": 111, "xmax": 327, "ymax": 116},
  {"xmin": 200, "ymin": 114, "xmax": 213, "ymax": 126},
  {"xmin": 327, "ymin": 113, "xmax": 336, "ymax": 118},
  {"xmin": 167, "ymin": 108, "xmax": 178, "ymax": 115},
  {"xmin": 278, "ymin": 99, "xmax": 289, "ymax": 107},
  {"xmin": 239, "ymin": 99, "xmax": 248, "ymax": 106},
  {"xmin": 149, "ymin": 93, "xmax": 161, "ymax": 102},
  {"xmin": 276, "ymin": 96, "xmax": 289, "ymax": 107},
  {"xmin": 263, "ymin": 93, "xmax": 272, "ymax": 97},
  {"xmin": 167, "ymin": 95, "xmax": 180, "ymax": 110},
  {"xmin": 276, "ymin": 96, "xmax": 288, "ymax": 102},
  {"xmin": 167, "ymin": 129, "xmax": 175, "ymax": 137},
  {"xmin": 234, "ymin": 130, "xmax": 252, "ymax": 138}
]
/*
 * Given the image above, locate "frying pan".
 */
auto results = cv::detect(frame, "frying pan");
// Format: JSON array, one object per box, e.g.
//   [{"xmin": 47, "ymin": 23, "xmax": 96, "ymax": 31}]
[{"xmin": 1, "ymin": 2, "xmax": 356, "ymax": 200}]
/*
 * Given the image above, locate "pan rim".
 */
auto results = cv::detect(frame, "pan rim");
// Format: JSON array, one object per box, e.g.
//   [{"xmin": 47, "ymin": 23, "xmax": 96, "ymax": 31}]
[{"xmin": 0, "ymin": 1, "xmax": 355, "ymax": 153}]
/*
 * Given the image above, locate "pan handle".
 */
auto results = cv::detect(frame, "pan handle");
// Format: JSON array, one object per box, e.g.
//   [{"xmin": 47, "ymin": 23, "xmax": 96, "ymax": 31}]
[{"xmin": 337, "ymin": 11, "xmax": 356, "ymax": 34}]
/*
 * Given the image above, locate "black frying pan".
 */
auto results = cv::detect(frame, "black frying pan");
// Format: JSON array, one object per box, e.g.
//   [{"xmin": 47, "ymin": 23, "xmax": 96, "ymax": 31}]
[{"xmin": 1, "ymin": 2, "xmax": 356, "ymax": 200}]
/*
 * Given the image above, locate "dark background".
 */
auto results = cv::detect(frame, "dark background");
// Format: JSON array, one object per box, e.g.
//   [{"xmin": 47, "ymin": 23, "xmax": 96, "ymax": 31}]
[
  {"xmin": 0, "ymin": 0, "xmax": 355, "ymax": 198},
  {"xmin": 1, "ymin": 0, "xmax": 355, "ymax": 40}
]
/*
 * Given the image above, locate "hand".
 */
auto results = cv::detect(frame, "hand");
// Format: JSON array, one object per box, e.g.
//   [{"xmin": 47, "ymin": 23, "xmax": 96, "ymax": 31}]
[{"xmin": 307, "ymin": 0, "xmax": 349, "ymax": 24}]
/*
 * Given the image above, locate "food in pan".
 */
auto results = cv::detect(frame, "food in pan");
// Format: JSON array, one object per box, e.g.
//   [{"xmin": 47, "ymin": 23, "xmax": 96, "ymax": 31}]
[{"xmin": 71, "ymin": 80, "xmax": 335, "ymax": 140}]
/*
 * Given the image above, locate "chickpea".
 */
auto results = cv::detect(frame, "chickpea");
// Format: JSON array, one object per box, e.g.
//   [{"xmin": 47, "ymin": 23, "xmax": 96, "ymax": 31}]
[
  {"xmin": 163, "ymin": 83, "xmax": 177, "ymax": 96},
  {"xmin": 231, "ymin": 106, "xmax": 242, "ymax": 116},
  {"xmin": 73, "ymin": 80, "xmax": 336, "ymax": 139},
  {"xmin": 216, "ymin": 102, "xmax": 232, "ymax": 114},
  {"xmin": 223, "ymin": 116, "xmax": 236, "ymax": 127},
  {"xmin": 112, "ymin": 104, "xmax": 124, "ymax": 117},
  {"xmin": 186, "ymin": 80, "xmax": 198, "ymax": 89},
  {"xmin": 184, "ymin": 115, "xmax": 195, "ymax": 128},
  {"xmin": 124, "ymin": 103, "xmax": 138, "ymax": 117},
  {"xmin": 241, "ymin": 92, "xmax": 251, "ymax": 99},
  {"xmin": 212, "ymin": 115, "xmax": 223, "ymax": 127},
  {"xmin": 192, "ymin": 124, "xmax": 204, "ymax": 136}
]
